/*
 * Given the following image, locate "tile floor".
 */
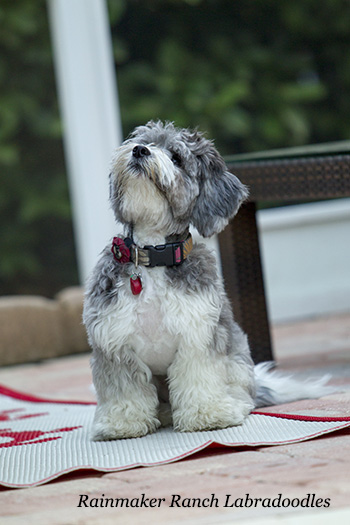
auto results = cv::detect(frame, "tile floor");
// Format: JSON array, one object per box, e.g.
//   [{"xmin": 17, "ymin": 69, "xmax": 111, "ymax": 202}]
[{"xmin": 0, "ymin": 313, "xmax": 349, "ymax": 524}]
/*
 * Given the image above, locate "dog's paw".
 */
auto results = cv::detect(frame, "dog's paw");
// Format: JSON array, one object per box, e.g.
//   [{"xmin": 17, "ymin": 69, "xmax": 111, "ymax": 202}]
[
  {"xmin": 91, "ymin": 416, "xmax": 160, "ymax": 441},
  {"xmin": 172, "ymin": 399, "xmax": 252, "ymax": 432},
  {"xmin": 91, "ymin": 403, "xmax": 160, "ymax": 440}
]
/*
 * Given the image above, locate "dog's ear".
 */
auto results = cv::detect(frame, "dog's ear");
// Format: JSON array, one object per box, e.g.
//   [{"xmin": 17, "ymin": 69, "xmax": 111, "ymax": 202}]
[{"xmin": 191, "ymin": 146, "xmax": 249, "ymax": 237}]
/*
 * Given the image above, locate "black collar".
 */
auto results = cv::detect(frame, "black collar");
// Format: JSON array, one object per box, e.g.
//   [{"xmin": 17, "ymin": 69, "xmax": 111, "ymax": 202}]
[{"xmin": 112, "ymin": 233, "xmax": 193, "ymax": 268}]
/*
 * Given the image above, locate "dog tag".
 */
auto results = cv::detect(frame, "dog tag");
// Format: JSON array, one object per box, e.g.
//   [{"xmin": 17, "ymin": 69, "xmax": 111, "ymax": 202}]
[{"xmin": 130, "ymin": 273, "xmax": 143, "ymax": 295}]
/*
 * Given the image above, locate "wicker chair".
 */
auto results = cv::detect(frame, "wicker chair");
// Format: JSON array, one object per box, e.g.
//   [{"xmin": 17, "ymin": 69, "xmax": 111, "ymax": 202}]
[{"xmin": 219, "ymin": 143, "xmax": 350, "ymax": 363}]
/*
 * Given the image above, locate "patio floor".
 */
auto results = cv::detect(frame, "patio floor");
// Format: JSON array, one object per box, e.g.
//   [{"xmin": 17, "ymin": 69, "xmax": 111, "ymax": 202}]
[{"xmin": 0, "ymin": 312, "xmax": 349, "ymax": 524}]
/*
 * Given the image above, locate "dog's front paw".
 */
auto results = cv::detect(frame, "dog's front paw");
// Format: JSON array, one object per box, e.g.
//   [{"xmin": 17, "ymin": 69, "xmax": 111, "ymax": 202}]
[
  {"xmin": 172, "ymin": 398, "xmax": 252, "ymax": 432},
  {"xmin": 91, "ymin": 419, "xmax": 159, "ymax": 441},
  {"xmin": 91, "ymin": 403, "xmax": 160, "ymax": 440}
]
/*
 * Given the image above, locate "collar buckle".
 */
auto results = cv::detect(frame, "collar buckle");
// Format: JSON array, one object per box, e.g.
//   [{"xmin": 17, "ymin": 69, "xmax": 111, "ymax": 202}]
[{"xmin": 144, "ymin": 242, "xmax": 183, "ymax": 267}]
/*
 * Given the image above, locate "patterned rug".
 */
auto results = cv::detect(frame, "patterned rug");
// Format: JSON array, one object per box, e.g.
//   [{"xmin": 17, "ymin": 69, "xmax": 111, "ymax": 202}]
[{"xmin": 1, "ymin": 384, "xmax": 349, "ymax": 488}]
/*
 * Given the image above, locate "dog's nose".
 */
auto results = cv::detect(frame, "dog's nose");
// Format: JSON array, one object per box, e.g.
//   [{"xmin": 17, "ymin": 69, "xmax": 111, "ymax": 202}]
[{"xmin": 132, "ymin": 145, "xmax": 151, "ymax": 158}]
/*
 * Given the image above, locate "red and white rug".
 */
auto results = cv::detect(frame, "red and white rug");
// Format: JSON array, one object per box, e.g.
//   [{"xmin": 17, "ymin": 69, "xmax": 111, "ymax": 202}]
[{"xmin": 1, "ymin": 384, "xmax": 349, "ymax": 488}]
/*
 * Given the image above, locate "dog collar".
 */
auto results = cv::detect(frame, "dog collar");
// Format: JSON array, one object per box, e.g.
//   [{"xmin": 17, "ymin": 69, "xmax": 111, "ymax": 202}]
[{"xmin": 111, "ymin": 234, "xmax": 193, "ymax": 268}]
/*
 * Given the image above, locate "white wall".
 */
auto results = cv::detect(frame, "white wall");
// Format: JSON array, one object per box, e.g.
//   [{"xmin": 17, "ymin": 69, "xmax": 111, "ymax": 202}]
[{"xmin": 257, "ymin": 198, "xmax": 350, "ymax": 323}]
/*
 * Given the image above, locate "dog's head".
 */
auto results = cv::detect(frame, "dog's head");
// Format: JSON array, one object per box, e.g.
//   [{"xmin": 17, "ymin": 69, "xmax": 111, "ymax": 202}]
[{"xmin": 110, "ymin": 121, "xmax": 248, "ymax": 237}]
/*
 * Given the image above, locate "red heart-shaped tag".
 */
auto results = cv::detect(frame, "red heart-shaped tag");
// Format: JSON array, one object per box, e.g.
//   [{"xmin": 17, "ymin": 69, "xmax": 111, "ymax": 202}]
[{"xmin": 130, "ymin": 275, "xmax": 142, "ymax": 295}]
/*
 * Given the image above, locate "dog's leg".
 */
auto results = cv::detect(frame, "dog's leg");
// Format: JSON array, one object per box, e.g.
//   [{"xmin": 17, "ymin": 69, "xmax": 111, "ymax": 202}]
[
  {"xmin": 91, "ymin": 348, "xmax": 160, "ymax": 440},
  {"xmin": 168, "ymin": 326, "xmax": 255, "ymax": 432}
]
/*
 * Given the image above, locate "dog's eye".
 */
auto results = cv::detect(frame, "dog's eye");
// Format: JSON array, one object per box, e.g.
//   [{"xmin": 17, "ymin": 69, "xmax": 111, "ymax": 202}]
[{"xmin": 171, "ymin": 152, "xmax": 182, "ymax": 167}]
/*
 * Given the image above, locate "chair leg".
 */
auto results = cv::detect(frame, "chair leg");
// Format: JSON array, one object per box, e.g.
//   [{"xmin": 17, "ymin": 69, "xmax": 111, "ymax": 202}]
[{"xmin": 218, "ymin": 201, "xmax": 274, "ymax": 363}]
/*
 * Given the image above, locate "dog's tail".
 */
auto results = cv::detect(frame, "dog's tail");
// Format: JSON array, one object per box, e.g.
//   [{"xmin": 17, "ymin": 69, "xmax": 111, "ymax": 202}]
[{"xmin": 254, "ymin": 362, "xmax": 336, "ymax": 408}]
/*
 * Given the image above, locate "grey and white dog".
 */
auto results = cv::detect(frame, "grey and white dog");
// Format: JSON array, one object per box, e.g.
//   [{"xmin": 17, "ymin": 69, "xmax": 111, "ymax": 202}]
[{"xmin": 83, "ymin": 120, "xmax": 331, "ymax": 441}]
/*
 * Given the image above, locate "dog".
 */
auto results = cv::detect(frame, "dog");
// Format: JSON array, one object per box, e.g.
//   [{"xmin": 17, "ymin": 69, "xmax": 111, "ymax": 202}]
[{"xmin": 83, "ymin": 120, "xmax": 332, "ymax": 441}]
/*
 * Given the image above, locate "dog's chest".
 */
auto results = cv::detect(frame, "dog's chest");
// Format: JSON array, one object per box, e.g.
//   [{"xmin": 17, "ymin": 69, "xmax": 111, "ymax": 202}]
[{"xmin": 121, "ymin": 267, "xmax": 181, "ymax": 374}]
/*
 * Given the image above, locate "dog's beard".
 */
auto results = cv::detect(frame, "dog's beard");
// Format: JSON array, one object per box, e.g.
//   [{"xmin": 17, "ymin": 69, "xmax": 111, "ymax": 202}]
[
  {"xmin": 129, "ymin": 159, "xmax": 160, "ymax": 187},
  {"xmin": 111, "ymin": 147, "xmax": 176, "ymax": 237}
]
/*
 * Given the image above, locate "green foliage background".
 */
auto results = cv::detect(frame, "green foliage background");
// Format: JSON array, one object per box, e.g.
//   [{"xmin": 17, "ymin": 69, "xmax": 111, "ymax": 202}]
[{"xmin": 1, "ymin": 0, "xmax": 350, "ymax": 295}]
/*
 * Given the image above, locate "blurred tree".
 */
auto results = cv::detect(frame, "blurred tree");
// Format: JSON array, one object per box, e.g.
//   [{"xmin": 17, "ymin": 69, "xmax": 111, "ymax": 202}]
[
  {"xmin": 1, "ymin": 0, "xmax": 350, "ymax": 295},
  {"xmin": 110, "ymin": 0, "xmax": 350, "ymax": 154},
  {"xmin": 0, "ymin": 0, "xmax": 78, "ymax": 295}
]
